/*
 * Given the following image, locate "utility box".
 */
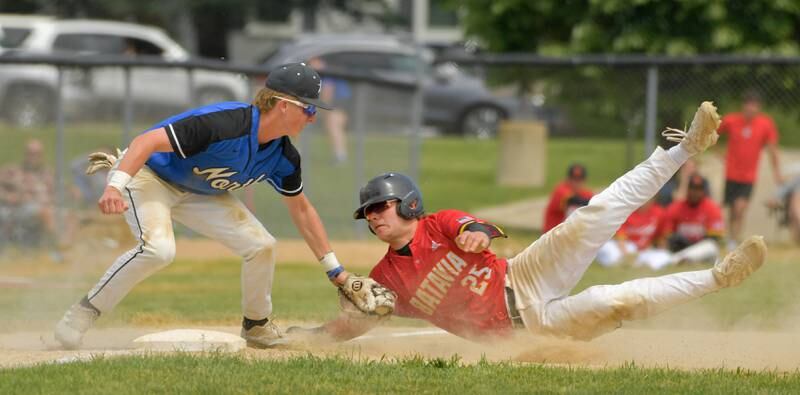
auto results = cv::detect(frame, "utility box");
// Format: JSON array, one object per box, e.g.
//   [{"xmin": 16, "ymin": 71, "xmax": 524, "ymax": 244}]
[{"xmin": 496, "ymin": 120, "xmax": 547, "ymax": 187}]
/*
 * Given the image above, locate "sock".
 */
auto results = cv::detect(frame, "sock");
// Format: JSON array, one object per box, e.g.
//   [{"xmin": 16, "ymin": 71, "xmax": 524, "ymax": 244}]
[
  {"xmin": 667, "ymin": 144, "xmax": 691, "ymax": 164},
  {"xmin": 242, "ymin": 316, "xmax": 269, "ymax": 330}
]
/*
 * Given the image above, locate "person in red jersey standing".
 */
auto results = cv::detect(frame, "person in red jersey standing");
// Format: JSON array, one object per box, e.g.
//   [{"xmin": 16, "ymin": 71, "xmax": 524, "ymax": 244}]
[
  {"xmin": 289, "ymin": 102, "xmax": 767, "ymax": 342},
  {"xmin": 542, "ymin": 164, "xmax": 593, "ymax": 233},
  {"xmin": 718, "ymin": 91, "xmax": 783, "ymax": 250}
]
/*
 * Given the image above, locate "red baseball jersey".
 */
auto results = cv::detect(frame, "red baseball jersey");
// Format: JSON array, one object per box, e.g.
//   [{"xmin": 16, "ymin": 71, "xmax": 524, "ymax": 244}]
[
  {"xmin": 543, "ymin": 181, "xmax": 594, "ymax": 232},
  {"xmin": 663, "ymin": 198, "xmax": 724, "ymax": 243},
  {"xmin": 616, "ymin": 204, "xmax": 665, "ymax": 250},
  {"xmin": 718, "ymin": 112, "xmax": 778, "ymax": 183},
  {"xmin": 369, "ymin": 209, "xmax": 512, "ymax": 339}
]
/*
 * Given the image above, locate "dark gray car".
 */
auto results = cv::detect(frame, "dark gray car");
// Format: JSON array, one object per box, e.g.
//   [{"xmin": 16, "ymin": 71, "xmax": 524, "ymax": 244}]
[{"xmin": 262, "ymin": 34, "xmax": 515, "ymax": 138}]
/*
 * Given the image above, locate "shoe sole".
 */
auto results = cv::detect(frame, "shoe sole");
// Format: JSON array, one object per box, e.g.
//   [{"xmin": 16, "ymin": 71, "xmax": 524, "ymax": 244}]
[
  {"xmin": 689, "ymin": 101, "xmax": 721, "ymax": 150},
  {"xmin": 715, "ymin": 235, "xmax": 767, "ymax": 286}
]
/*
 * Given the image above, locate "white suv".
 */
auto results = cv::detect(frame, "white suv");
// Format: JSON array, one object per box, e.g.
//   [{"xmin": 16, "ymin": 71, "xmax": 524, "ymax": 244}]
[{"xmin": 0, "ymin": 15, "xmax": 250, "ymax": 127}]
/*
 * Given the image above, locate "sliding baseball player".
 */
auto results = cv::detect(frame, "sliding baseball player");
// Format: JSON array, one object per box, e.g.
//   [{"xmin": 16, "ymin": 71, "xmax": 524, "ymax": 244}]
[{"xmin": 288, "ymin": 101, "xmax": 766, "ymax": 342}]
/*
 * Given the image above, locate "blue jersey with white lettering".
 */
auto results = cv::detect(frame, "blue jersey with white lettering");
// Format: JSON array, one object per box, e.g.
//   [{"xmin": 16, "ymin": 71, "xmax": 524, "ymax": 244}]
[{"xmin": 144, "ymin": 102, "xmax": 303, "ymax": 196}]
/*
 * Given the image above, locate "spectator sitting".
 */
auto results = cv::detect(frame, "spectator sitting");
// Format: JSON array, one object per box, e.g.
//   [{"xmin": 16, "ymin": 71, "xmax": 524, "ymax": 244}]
[
  {"xmin": 596, "ymin": 198, "xmax": 668, "ymax": 269},
  {"xmin": 0, "ymin": 139, "xmax": 56, "ymax": 248},
  {"xmin": 660, "ymin": 173, "xmax": 725, "ymax": 265},
  {"xmin": 542, "ymin": 163, "xmax": 593, "ymax": 233}
]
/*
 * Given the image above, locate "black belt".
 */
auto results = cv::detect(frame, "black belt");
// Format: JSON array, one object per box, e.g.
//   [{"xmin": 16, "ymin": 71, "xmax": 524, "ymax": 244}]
[{"xmin": 505, "ymin": 286, "xmax": 525, "ymax": 329}]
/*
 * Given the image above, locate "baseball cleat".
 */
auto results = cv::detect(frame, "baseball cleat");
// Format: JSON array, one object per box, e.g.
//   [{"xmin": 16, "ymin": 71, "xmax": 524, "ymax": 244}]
[
  {"xmin": 712, "ymin": 235, "xmax": 767, "ymax": 288},
  {"xmin": 241, "ymin": 318, "xmax": 283, "ymax": 348},
  {"xmin": 662, "ymin": 101, "xmax": 721, "ymax": 155},
  {"xmin": 54, "ymin": 298, "xmax": 100, "ymax": 350}
]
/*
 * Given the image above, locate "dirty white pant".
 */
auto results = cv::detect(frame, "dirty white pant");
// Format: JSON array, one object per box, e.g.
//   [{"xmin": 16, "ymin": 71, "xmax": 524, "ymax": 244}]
[
  {"xmin": 508, "ymin": 147, "xmax": 721, "ymax": 340},
  {"xmin": 85, "ymin": 166, "xmax": 277, "ymax": 320}
]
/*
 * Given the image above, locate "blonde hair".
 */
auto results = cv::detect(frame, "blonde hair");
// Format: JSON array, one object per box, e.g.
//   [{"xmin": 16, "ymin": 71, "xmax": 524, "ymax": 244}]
[{"xmin": 252, "ymin": 87, "xmax": 297, "ymax": 112}]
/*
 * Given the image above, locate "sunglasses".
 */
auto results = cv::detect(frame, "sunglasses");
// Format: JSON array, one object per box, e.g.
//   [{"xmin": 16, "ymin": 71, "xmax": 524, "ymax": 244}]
[
  {"xmin": 364, "ymin": 200, "xmax": 396, "ymax": 217},
  {"xmin": 275, "ymin": 96, "xmax": 317, "ymax": 117}
]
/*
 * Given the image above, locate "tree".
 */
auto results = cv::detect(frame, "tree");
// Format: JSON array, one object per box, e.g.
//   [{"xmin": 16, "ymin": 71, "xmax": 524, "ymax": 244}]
[
  {"xmin": 455, "ymin": 0, "xmax": 800, "ymax": 55},
  {"xmin": 449, "ymin": 0, "xmax": 800, "ymax": 145}
]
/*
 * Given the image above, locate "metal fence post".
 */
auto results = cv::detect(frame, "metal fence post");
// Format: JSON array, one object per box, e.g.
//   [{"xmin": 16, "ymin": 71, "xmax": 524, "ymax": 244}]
[
  {"xmin": 54, "ymin": 67, "xmax": 66, "ymax": 239},
  {"xmin": 122, "ymin": 66, "xmax": 134, "ymax": 145},
  {"xmin": 409, "ymin": 48, "xmax": 425, "ymax": 182},
  {"xmin": 644, "ymin": 65, "xmax": 659, "ymax": 157},
  {"xmin": 352, "ymin": 81, "xmax": 368, "ymax": 239}
]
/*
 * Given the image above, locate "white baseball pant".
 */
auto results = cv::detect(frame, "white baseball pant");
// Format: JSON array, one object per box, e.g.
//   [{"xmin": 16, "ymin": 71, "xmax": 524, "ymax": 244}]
[
  {"xmin": 85, "ymin": 166, "xmax": 277, "ymax": 320},
  {"xmin": 508, "ymin": 146, "xmax": 722, "ymax": 340}
]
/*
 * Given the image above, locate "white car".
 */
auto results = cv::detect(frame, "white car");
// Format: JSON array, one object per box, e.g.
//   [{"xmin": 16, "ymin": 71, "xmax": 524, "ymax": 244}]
[{"xmin": 0, "ymin": 15, "xmax": 250, "ymax": 127}]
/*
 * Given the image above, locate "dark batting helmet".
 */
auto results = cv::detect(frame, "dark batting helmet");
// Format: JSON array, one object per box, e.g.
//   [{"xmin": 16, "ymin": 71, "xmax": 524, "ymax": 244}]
[{"xmin": 354, "ymin": 172, "xmax": 424, "ymax": 220}]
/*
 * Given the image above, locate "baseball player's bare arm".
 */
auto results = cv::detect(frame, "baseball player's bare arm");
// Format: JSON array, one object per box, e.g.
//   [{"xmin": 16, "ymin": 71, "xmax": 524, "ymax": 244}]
[
  {"xmin": 98, "ymin": 128, "xmax": 173, "ymax": 214},
  {"xmin": 282, "ymin": 193, "xmax": 350, "ymax": 285}
]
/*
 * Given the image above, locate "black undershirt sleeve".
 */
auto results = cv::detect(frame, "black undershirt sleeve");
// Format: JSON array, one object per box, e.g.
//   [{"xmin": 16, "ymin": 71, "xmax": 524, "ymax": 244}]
[
  {"xmin": 461, "ymin": 221, "xmax": 508, "ymax": 239},
  {"xmin": 165, "ymin": 107, "xmax": 251, "ymax": 158},
  {"xmin": 276, "ymin": 138, "xmax": 303, "ymax": 195}
]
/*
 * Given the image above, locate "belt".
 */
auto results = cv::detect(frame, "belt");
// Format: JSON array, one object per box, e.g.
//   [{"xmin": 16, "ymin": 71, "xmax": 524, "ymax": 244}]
[{"xmin": 505, "ymin": 286, "xmax": 525, "ymax": 329}]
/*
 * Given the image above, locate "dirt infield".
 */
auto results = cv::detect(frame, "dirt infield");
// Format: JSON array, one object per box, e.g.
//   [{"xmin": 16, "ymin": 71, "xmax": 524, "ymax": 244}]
[{"xmin": 2, "ymin": 325, "xmax": 799, "ymax": 371}]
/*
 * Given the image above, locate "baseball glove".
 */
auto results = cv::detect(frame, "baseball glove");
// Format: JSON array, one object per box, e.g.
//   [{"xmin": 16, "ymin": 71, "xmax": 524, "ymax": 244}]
[
  {"xmin": 86, "ymin": 148, "xmax": 124, "ymax": 175},
  {"xmin": 338, "ymin": 274, "xmax": 397, "ymax": 316}
]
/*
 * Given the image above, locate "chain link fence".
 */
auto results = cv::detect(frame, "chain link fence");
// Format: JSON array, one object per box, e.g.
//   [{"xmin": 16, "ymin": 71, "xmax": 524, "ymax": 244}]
[
  {"xmin": 445, "ymin": 54, "xmax": 800, "ymax": 152},
  {"xmin": 1, "ymin": 54, "xmax": 799, "ymax": 253}
]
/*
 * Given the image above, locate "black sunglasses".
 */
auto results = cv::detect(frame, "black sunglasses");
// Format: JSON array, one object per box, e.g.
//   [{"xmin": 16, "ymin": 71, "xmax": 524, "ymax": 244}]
[{"xmin": 364, "ymin": 200, "xmax": 396, "ymax": 217}]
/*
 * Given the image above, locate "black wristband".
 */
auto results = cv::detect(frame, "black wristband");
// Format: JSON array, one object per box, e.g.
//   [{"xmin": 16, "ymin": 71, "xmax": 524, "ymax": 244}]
[{"xmin": 462, "ymin": 221, "xmax": 507, "ymax": 239}]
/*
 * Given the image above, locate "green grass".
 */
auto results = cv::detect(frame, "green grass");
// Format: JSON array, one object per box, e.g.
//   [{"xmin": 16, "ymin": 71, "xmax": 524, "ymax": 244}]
[
  {"xmin": 2, "ymin": 354, "xmax": 800, "ymax": 394},
  {"xmin": 419, "ymin": 137, "xmax": 640, "ymax": 212},
  {"xmin": 2, "ymin": 124, "xmax": 795, "ymax": 390}
]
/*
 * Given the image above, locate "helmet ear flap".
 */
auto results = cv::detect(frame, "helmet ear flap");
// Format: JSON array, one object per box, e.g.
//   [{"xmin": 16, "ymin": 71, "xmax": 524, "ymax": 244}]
[{"xmin": 397, "ymin": 191, "xmax": 423, "ymax": 219}]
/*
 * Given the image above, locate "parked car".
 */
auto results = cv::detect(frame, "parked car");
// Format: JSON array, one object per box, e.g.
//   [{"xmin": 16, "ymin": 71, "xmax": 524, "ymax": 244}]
[
  {"xmin": 0, "ymin": 15, "xmax": 249, "ymax": 127},
  {"xmin": 261, "ymin": 34, "xmax": 516, "ymax": 138}
]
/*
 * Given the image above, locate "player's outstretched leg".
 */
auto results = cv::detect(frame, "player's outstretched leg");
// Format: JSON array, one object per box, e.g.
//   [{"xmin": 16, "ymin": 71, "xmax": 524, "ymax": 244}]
[
  {"xmin": 54, "ymin": 168, "xmax": 179, "ymax": 349},
  {"xmin": 54, "ymin": 296, "xmax": 100, "ymax": 350},
  {"xmin": 509, "ymin": 101, "xmax": 721, "ymax": 315},
  {"xmin": 533, "ymin": 235, "xmax": 767, "ymax": 340}
]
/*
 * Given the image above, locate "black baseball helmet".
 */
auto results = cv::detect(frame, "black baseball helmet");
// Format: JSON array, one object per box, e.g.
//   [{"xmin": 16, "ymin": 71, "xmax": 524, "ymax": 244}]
[
  {"xmin": 265, "ymin": 62, "xmax": 332, "ymax": 110},
  {"xmin": 354, "ymin": 173, "xmax": 424, "ymax": 220}
]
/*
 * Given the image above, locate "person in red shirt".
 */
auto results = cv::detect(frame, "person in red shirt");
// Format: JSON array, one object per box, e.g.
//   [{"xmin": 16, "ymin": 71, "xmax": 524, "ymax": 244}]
[
  {"xmin": 596, "ymin": 199, "xmax": 667, "ymax": 269},
  {"xmin": 660, "ymin": 173, "xmax": 725, "ymax": 265},
  {"xmin": 289, "ymin": 102, "xmax": 767, "ymax": 343},
  {"xmin": 543, "ymin": 164, "xmax": 594, "ymax": 232},
  {"xmin": 718, "ymin": 91, "xmax": 783, "ymax": 248}
]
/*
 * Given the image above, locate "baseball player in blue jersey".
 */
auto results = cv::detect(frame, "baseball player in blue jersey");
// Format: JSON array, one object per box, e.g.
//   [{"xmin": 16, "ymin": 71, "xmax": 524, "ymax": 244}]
[{"xmin": 54, "ymin": 63, "xmax": 395, "ymax": 349}]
